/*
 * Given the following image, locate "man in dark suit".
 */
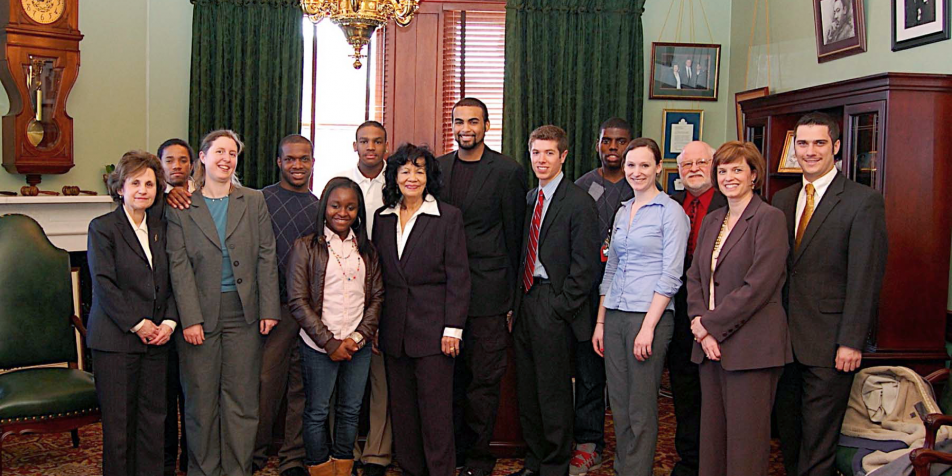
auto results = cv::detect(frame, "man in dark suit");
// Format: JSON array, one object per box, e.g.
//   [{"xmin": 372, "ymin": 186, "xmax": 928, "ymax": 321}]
[
  {"xmin": 439, "ymin": 98, "xmax": 527, "ymax": 476},
  {"xmin": 773, "ymin": 112, "xmax": 888, "ymax": 476},
  {"xmin": 668, "ymin": 141, "xmax": 726, "ymax": 476},
  {"xmin": 509, "ymin": 125, "xmax": 599, "ymax": 476}
]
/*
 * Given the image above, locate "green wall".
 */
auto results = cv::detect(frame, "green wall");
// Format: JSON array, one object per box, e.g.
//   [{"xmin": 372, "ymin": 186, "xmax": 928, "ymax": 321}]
[
  {"xmin": 0, "ymin": 0, "xmax": 192, "ymax": 194},
  {"xmin": 728, "ymin": 0, "xmax": 952, "ymax": 310},
  {"xmin": 642, "ymin": 0, "xmax": 734, "ymax": 149}
]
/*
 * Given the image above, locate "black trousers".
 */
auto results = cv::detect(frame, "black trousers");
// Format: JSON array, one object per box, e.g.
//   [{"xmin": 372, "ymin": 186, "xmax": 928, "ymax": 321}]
[
  {"xmin": 513, "ymin": 283, "xmax": 574, "ymax": 476},
  {"xmin": 774, "ymin": 359, "xmax": 854, "ymax": 476},
  {"xmin": 667, "ymin": 304, "xmax": 702, "ymax": 476},
  {"xmin": 93, "ymin": 345, "xmax": 169, "ymax": 476},
  {"xmin": 164, "ymin": 338, "xmax": 188, "ymax": 475},
  {"xmin": 453, "ymin": 313, "xmax": 509, "ymax": 471},
  {"xmin": 387, "ymin": 352, "xmax": 456, "ymax": 476}
]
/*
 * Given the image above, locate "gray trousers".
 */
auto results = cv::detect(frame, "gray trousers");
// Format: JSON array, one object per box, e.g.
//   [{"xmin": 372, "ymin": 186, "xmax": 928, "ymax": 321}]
[
  {"xmin": 603, "ymin": 309, "xmax": 673, "ymax": 476},
  {"xmin": 178, "ymin": 291, "xmax": 263, "ymax": 476},
  {"xmin": 353, "ymin": 350, "xmax": 393, "ymax": 466},
  {"xmin": 253, "ymin": 304, "xmax": 306, "ymax": 472}
]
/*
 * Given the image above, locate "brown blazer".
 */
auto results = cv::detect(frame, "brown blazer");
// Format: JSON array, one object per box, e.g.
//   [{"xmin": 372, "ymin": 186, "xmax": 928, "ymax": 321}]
[
  {"xmin": 286, "ymin": 233, "xmax": 384, "ymax": 356},
  {"xmin": 686, "ymin": 194, "xmax": 793, "ymax": 371},
  {"xmin": 372, "ymin": 200, "xmax": 471, "ymax": 358}
]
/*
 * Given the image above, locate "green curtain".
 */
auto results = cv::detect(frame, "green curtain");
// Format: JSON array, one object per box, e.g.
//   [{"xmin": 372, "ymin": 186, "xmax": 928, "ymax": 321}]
[
  {"xmin": 502, "ymin": 0, "xmax": 646, "ymax": 186},
  {"xmin": 189, "ymin": 0, "xmax": 303, "ymax": 190}
]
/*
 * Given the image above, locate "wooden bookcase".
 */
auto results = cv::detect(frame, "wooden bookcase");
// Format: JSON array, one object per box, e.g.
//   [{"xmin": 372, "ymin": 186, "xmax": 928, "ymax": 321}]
[{"xmin": 740, "ymin": 73, "xmax": 952, "ymax": 371}]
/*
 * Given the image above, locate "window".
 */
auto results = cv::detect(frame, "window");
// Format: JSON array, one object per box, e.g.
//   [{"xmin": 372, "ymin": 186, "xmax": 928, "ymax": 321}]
[
  {"xmin": 301, "ymin": 20, "xmax": 385, "ymax": 194},
  {"xmin": 441, "ymin": 10, "xmax": 506, "ymax": 154}
]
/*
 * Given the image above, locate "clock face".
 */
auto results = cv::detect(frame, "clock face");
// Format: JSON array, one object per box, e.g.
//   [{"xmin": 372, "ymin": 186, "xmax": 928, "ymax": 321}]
[{"xmin": 21, "ymin": 0, "xmax": 66, "ymax": 25}]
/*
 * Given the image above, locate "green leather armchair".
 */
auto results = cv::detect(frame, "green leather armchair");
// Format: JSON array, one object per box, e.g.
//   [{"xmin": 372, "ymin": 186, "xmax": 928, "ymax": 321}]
[{"xmin": 0, "ymin": 214, "xmax": 100, "ymax": 473}]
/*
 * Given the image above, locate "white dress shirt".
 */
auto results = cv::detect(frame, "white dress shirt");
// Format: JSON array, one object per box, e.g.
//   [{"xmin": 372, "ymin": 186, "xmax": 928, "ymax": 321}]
[
  {"xmin": 124, "ymin": 206, "xmax": 177, "ymax": 333},
  {"xmin": 796, "ymin": 166, "xmax": 838, "ymax": 226},
  {"xmin": 380, "ymin": 194, "xmax": 463, "ymax": 340},
  {"xmin": 343, "ymin": 165, "xmax": 386, "ymax": 235}
]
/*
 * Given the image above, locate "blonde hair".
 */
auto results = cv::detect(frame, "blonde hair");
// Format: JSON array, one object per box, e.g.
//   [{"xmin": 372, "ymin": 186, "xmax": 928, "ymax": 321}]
[
  {"xmin": 108, "ymin": 150, "xmax": 165, "ymax": 204},
  {"xmin": 192, "ymin": 129, "xmax": 243, "ymax": 190}
]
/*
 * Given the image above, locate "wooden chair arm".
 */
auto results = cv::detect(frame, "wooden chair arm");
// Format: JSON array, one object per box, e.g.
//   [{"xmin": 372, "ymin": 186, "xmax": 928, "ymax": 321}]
[
  {"xmin": 922, "ymin": 413, "xmax": 952, "ymax": 449},
  {"xmin": 70, "ymin": 314, "xmax": 87, "ymax": 338},
  {"xmin": 911, "ymin": 447, "xmax": 952, "ymax": 476},
  {"xmin": 925, "ymin": 368, "xmax": 951, "ymax": 384}
]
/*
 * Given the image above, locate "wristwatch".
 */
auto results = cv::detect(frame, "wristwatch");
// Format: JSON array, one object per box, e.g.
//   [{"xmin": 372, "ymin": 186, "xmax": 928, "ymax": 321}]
[{"xmin": 348, "ymin": 332, "xmax": 365, "ymax": 349}]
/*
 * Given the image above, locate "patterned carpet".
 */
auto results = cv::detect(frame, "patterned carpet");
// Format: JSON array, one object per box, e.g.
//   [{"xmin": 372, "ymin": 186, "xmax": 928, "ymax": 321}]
[{"xmin": 2, "ymin": 378, "xmax": 787, "ymax": 475}]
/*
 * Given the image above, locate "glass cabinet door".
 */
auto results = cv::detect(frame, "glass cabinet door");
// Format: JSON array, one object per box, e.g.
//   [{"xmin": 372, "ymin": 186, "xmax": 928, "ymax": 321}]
[
  {"xmin": 843, "ymin": 102, "xmax": 885, "ymax": 192},
  {"xmin": 745, "ymin": 123, "xmax": 765, "ymax": 154}
]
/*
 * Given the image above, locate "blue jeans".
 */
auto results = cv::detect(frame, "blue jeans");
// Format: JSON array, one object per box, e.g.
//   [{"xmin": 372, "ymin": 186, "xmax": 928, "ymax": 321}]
[{"xmin": 300, "ymin": 341, "xmax": 372, "ymax": 465}]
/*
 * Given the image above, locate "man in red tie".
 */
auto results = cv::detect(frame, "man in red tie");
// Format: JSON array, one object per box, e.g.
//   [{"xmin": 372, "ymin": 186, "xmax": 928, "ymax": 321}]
[
  {"xmin": 667, "ymin": 141, "xmax": 726, "ymax": 476},
  {"xmin": 508, "ymin": 125, "xmax": 599, "ymax": 476}
]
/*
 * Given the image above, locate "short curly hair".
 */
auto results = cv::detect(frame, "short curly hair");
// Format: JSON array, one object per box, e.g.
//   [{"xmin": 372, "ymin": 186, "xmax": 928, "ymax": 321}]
[
  {"xmin": 382, "ymin": 144, "xmax": 443, "ymax": 209},
  {"xmin": 107, "ymin": 150, "xmax": 165, "ymax": 205}
]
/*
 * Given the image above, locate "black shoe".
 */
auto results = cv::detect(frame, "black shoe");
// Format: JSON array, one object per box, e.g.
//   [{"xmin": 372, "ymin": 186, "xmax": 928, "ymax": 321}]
[
  {"xmin": 362, "ymin": 463, "xmax": 387, "ymax": 476},
  {"xmin": 252, "ymin": 462, "xmax": 263, "ymax": 474},
  {"xmin": 281, "ymin": 468, "xmax": 309, "ymax": 476},
  {"xmin": 461, "ymin": 467, "xmax": 490, "ymax": 476},
  {"xmin": 508, "ymin": 468, "xmax": 538, "ymax": 476}
]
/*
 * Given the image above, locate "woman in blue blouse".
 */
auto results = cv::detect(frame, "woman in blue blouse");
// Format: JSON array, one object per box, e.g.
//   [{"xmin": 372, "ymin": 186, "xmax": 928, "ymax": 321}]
[{"xmin": 591, "ymin": 137, "xmax": 689, "ymax": 476}]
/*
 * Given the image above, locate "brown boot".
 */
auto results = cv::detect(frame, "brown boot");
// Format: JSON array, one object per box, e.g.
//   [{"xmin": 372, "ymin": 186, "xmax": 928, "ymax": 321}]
[
  {"xmin": 308, "ymin": 459, "xmax": 336, "ymax": 476},
  {"xmin": 334, "ymin": 459, "xmax": 354, "ymax": 476}
]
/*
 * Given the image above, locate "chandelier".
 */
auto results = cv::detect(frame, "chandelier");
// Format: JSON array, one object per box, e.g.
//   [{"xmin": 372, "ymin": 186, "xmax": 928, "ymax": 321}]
[{"xmin": 301, "ymin": 0, "xmax": 419, "ymax": 69}]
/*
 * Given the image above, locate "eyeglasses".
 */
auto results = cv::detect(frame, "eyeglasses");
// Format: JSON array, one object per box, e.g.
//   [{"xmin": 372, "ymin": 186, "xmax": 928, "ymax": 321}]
[{"xmin": 679, "ymin": 159, "xmax": 711, "ymax": 170}]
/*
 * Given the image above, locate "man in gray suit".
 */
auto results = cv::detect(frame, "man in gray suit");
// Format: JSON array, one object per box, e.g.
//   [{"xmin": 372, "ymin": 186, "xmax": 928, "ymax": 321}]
[{"xmin": 773, "ymin": 112, "xmax": 888, "ymax": 476}]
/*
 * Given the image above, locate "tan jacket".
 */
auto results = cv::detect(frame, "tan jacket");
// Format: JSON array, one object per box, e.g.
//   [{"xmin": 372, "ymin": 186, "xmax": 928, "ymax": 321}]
[{"xmin": 287, "ymin": 233, "xmax": 384, "ymax": 356}]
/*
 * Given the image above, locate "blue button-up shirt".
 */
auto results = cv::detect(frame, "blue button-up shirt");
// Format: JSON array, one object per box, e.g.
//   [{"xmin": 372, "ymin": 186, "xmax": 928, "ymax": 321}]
[
  {"xmin": 600, "ymin": 192, "xmax": 690, "ymax": 312},
  {"xmin": 531, "ymin": 172, "xmax": 564, "ymax": 279}
]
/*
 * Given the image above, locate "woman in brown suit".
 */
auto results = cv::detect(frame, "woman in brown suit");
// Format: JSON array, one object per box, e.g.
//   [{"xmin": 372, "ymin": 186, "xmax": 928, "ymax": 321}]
[{"xmin": 686, "ymin": 141, "xmax": 792, "ymax": 476}]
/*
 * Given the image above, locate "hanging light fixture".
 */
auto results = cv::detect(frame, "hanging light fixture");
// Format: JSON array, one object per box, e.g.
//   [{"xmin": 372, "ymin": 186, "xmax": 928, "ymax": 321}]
[{"xmin": 301, "ymin": 0, "xmax": 419, "ymax": 69}]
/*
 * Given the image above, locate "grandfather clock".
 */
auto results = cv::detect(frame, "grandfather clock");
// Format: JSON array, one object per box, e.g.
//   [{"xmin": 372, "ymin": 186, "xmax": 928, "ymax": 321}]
[{"xmin": 0, "ymin": 0, "xmax": 82, "ymax": 186}]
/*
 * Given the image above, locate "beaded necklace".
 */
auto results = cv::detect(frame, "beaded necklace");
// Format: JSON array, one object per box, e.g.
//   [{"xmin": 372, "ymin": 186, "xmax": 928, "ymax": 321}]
[
  {"xmin": 712, "ymin": 210, "xmax": 731, "ymax": 255},
  {"xmin": 327, "ymin": 237, "xmax": 361, "ymax": 282}
]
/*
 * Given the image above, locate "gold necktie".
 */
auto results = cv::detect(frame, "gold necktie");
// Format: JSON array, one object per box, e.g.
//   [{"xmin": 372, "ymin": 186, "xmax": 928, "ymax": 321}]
[{"xmin": 795, "ymin": 183, "xmax": 815, "ymax": 251}]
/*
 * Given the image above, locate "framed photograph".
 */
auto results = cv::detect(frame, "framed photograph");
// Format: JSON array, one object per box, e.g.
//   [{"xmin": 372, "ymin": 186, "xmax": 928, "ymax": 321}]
[
  {"xmin": 734, "ymin": 87, "xmax": 769, "ymax": 140},
  {"xmin": 892, "ymin": 0, "xmax": 950, "ymax": 50},
  {"xmin": 649, "ymin": 42, "xmax": 721, "ymax": 101},
  {"xmin": 662, "ymin": 165, "xmax": 683, "ymax": 193},
  {"xmin": 661, "ymin": 109, "xmax": 703, "ymax": 160},
  {"xmin": 813, "ymin": 0, "xmax": 867, "ymax": 62},
  {"xmin": 777, "ymin": 131, "xmax": 801, "ymax": 173}
]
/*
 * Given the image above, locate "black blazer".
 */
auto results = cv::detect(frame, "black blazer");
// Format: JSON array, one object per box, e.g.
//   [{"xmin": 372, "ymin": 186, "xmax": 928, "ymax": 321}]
[
  {"xmin": 685, "ymin": 195, "xmax": 792, "ymax": 371},
  {"xmin": 514, "ymin": 177, "xmax": 600, "ymax": 341},
  {"xmin": 437, "ymin": 148, "xmax": 527, "ymax": 316},
  {"xmin": 372, "ymin": 200, "xmax": 471, "ymax": 358},
  {"xmin": 670, "ymin": 189, "xmax": 728, "ymax": 324},
  {"xmin": 87, "ymin": 205, "xmax": 177, "ymax": 353},
  {"xmin": 772, "ymin": 173, "xmax": 888, "ymax": 368}
]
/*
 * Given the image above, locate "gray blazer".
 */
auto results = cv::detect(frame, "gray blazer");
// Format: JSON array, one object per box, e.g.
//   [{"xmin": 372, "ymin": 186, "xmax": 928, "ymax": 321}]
[{"xmin": 166, "ymin": 187, "xmax": 280, "ymax": 331}]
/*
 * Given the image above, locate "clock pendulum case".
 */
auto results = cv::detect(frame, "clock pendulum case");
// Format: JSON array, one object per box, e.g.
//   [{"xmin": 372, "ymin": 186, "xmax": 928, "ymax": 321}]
[{"xmin": 0, "ymin": 0, "xmax": 82, "ymax": 186}]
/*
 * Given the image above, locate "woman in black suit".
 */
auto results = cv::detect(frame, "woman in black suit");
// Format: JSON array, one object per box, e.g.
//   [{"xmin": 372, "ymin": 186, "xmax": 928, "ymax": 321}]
[
  {"xmin": 87, "ymin": 150, "xmax": 178, "ymax": 476},
  {"xmin": 371, "ymin": 144, "xmax": 471, "ymax": 476},
  {"xmin": 686, "ymin": 141, "xmax": 791, "ymax": 476}
]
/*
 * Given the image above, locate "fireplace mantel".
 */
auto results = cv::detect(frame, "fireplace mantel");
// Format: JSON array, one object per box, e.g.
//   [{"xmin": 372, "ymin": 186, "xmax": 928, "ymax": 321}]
[{"xmin": 0, "ymin": 196, "xmax": 115, "ymax": 252}]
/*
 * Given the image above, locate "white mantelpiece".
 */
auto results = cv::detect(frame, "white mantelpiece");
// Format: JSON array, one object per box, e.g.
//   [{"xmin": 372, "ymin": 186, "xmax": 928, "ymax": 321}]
[{"xmin": 0, "ymin": 196, "xmax": 116, "ymax": 252}]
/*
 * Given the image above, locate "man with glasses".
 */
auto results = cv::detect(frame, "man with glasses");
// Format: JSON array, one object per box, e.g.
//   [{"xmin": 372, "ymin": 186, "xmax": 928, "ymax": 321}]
[{"xmin": 667, "ymin": 141, "xmax": 726, "ymax": 476}]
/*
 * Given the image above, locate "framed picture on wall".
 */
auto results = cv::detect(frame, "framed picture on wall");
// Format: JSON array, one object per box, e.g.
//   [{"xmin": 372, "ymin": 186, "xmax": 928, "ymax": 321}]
[
  {"xmin": 661, "ymin": 109, "xmax": 704, "ymax": 160},
  {"xmin": 892, "ymin": 0, "xmax": 950, "ymax": 50},
  {"xmin": 734, "ymin": 87, "xmax": 770, "ymax": 140},
  {"xmin": 813, "ymin": 0, "xmax": 867, "ymax": 62},
  {"xmin": 662, "ymin": 165, "xmax": 683, "ymax": 193},
  {"xmin": 777, "ymin": 131, "xmax": 802, "ymax": 173},
  {"xmin": 649, "ymin": 42, "xmax": 721, "ymax": 101}
]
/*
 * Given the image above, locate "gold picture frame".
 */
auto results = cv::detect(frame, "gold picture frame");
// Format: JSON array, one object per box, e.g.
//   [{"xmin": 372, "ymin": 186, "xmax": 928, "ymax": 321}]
[{"xmin": 777, "ymin": 131, "xmax": 802, "ymax": 173}]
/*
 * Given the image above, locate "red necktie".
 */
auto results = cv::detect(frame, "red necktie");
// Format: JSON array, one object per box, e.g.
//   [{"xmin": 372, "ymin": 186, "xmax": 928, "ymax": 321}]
[
  {"xmin": 522, "ymin": 189, "xmax": 545, "ymax": 293},
  {"xmin": 687, "ymin": 197, "xmax": 700, "ymax": 258}
]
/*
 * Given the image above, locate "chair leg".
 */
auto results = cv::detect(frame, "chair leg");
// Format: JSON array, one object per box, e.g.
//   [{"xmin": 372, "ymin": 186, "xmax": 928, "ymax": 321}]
[{"xmin": 70, "ymin": 429, "xmax": 79, "ymax": 448}]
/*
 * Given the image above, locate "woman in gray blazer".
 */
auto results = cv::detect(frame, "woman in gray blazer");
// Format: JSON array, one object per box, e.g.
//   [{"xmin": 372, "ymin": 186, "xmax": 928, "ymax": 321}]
[
  {"xmin": 686, "ymin": 141, "xmax": 791, "ymax": 476},
  {"xmin": 166, "ymin": 129, "xmax": 280, "ymax": 476}
]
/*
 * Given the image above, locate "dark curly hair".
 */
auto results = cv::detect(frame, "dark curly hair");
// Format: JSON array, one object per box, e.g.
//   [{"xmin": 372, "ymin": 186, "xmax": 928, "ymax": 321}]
[{"xmin": 382, "ymin": 143, "xmax": 443, "ymax": 209}]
